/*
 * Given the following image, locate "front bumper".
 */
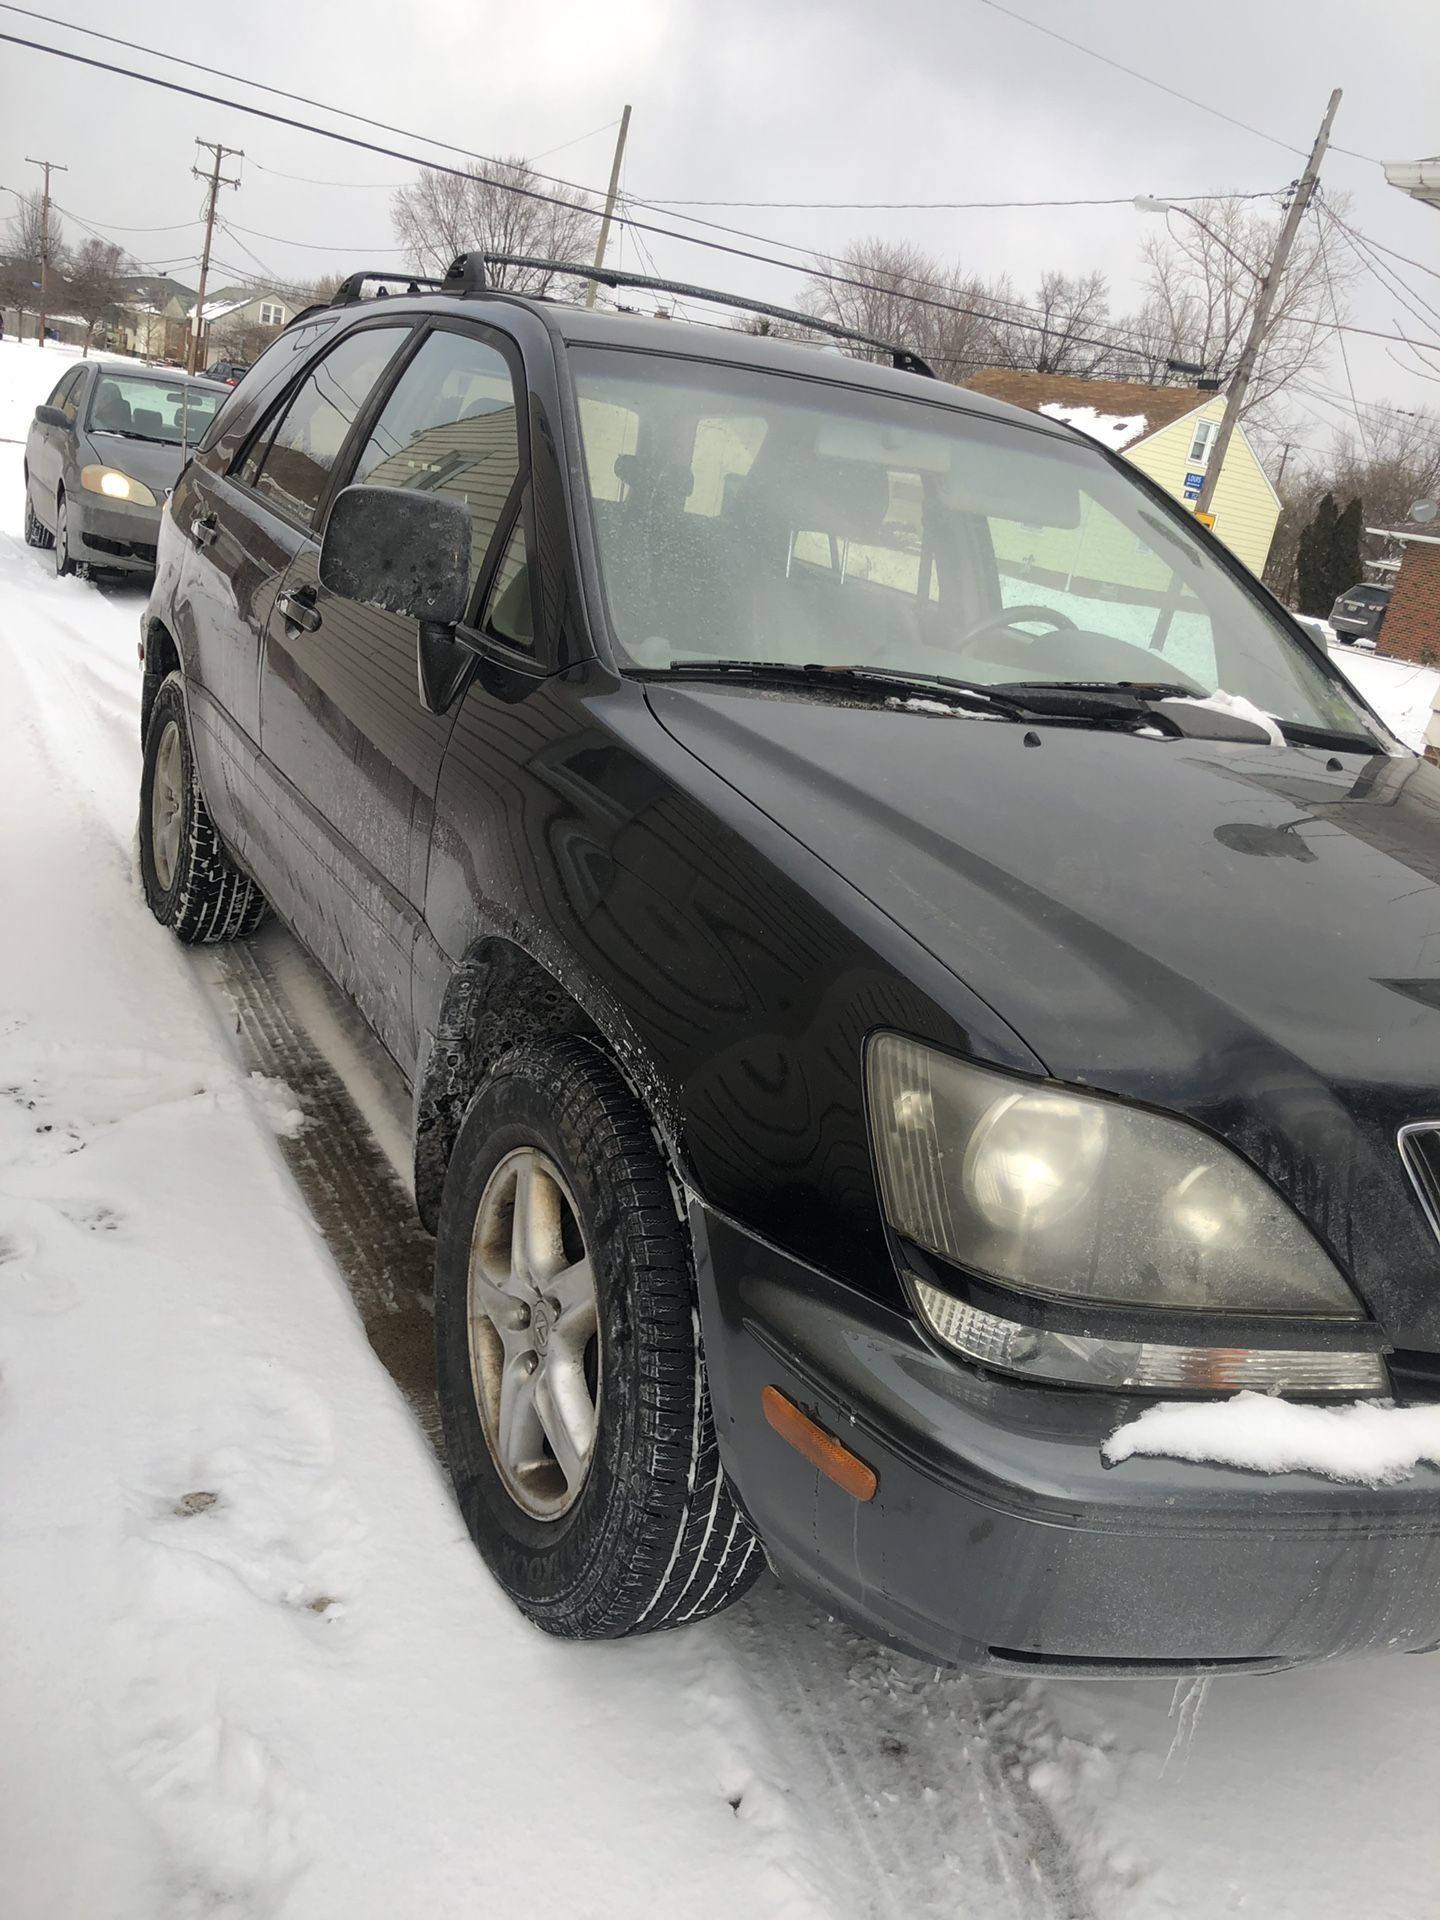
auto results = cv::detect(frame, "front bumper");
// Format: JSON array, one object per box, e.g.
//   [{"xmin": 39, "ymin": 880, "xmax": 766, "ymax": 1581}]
[
  {"xmin": 75, "ymin": 493, "xmax": 162, "ymax": 571},
  {"xmin": 693, "ymin": 1201, "xmax": 1440, "ymax": 1673}
]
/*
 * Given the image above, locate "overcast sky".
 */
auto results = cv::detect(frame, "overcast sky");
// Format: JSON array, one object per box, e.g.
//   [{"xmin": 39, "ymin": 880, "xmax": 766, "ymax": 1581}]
[{"xmin": 2, "ymin": 0, "xmax": 1437, "ymax": 455}]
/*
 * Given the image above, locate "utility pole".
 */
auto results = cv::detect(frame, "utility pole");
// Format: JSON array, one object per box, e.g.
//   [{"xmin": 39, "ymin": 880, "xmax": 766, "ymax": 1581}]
[
  {"xmin": 585, "ymin": 105, "xmax": 632, "ymax": 309},
  {"xmin": 24, "ymin": 155, "xmax": 67, "ymax": 347},
  {"xmin": 188, "ymin": 138, "xmax": 243, "ymax": 374},
  {"xmin": 1196, "ymin": 89, "xmax": 1341, "ymax": 521}
]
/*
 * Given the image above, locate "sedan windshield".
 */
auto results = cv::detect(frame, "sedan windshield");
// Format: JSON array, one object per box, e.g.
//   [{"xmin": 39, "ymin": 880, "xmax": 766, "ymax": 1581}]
[
  {"xmin": 88, "ymin": 373, "xmax": 222, "ymax": 447},
  {"xmin": 571, "ymin": 348, "xmax": 1371, "ymax": 740}
]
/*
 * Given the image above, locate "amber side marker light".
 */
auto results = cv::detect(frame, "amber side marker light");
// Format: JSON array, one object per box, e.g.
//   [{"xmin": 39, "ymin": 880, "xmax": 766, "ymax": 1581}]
[{"xmin": 762, "ymin": 1385, "xmax": 878, "ymax": 1502}]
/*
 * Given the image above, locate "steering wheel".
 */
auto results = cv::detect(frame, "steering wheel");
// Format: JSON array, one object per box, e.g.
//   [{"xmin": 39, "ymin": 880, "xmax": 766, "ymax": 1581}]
[{"xmin": 956, "ymin": 604, "xmax": 1078, "ymax": 656}]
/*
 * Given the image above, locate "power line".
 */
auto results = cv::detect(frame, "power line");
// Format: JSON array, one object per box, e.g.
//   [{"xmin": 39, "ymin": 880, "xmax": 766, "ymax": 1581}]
[
  {"xmin": 1318, "ymin": 201, "xmax": 1440, "ymax": 337},
  {"xmin": 637, "ymin": 190, "xmax": 1274, "ymax": 211},
  {"xmin": 966, "ymin": 0, "xmax": 1382, "ymax": 166},
  {"xmin": 532, "ymin": 116, "xmax": 622, "ymax": 163},
  {"xmin": 0, "ymin": 4, "xmax": 612, "ymax": 205},
  {"xmin": 249, "ymin": 159, "xmax": 406, "ymax": 190},
  {"xmin": 0, "ymin": 26, "xmax": 1179, "ymax": 368},
  {"xmin": 1313, "ymin": 205, "xmax": 1369, "ymax": 455},
  {"xmin": 4, "ymin": 24, "xmax": 1426, "ymax": 376}
]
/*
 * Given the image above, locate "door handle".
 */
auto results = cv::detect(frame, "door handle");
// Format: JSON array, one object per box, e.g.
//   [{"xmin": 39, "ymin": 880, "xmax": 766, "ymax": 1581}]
[
  {"xmin": 276, "ymin": 587, "xmax": 322, "ymax": 634},
  {"xmin": 191, "ymin": 511, "xmax": 218, "ymax": 549}
]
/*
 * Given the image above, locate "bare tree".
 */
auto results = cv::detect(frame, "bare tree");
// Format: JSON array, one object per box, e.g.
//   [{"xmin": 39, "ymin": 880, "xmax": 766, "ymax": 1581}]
[
  {"xmin": 392, "ymin": 157, "xmax": 598, "ymax": 295},
  {"xmin": 986, "ymin": 269, "xmax": 1119, "ymax": 376},
  {"xmin": 802, "ymin": 238, "xmax": 995, "ymax": 382},
  {"xmin": 1, "ymin": 191, "xmax": 64, "ymax": 339},
  {"xmin": 63, "ymin": 238, "xmax": 128, "ymax": 354},
  {"xmin": 1137, "ymin": 194, "xmax": 1357, "ymax": 417}
]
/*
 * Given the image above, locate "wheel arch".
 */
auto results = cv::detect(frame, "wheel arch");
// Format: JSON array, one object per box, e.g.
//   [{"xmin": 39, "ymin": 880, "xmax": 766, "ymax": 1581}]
[
  {"xmin": 140, "ymin": 617, "xmax": 181, "ymax": 741},
  {"xmin": 413, "ymin": 935, "xmax": 683, "ymax": 1234}
]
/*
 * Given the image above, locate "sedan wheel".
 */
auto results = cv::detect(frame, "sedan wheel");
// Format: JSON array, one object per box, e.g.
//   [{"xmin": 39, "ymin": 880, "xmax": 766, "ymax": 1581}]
[
  {"xmin": 467, "ymin": 1147, "xmax": 600, "ymax": 1520},
  {"xmin": 54, "ymin": 495, "xmax": 74, "ymax": 578}
]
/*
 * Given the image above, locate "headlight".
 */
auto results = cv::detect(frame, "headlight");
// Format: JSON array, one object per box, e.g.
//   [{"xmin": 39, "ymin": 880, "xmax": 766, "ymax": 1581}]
[
  {"xmin": 80, "ymin": 465, "xmax": 157, "ymax": 507},
  {"xmin": 868, "ymin": 1034, "xmax": 1385, "ymax": 1393}
]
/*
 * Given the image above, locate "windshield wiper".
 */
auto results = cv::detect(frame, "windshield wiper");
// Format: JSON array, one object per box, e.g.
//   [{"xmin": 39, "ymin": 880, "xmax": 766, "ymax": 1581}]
[{"xmin": 641, "ymin": 659, "xmax": 1035, "ymax": 717}]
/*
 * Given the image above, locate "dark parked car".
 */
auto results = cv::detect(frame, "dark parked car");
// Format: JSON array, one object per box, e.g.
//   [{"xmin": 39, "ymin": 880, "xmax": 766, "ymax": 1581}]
[
  {"xmin": 135, "ymin": 260, "xmax": 1440, "ymax": 1674},
  {"xmin": 24, "ymin": 362, "xmax": 226, "ymax": 578},
  {"xmin": 203, "ymin": 359, "xmax": 252, "ymax": 387},
  {"xmin": 1330, "ymin": 581, "xmax": 1391, "ymax": 645}
]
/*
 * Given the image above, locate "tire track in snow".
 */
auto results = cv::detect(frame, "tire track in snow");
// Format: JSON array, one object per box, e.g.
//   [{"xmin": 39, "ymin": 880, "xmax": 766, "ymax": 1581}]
[
  {"xmin": 211, "ymin": 930, "xmax": 1120, "ymax": 1920},
  {"xmin": 208, "ymin": 938, "xmax": 443, "ymax": 1448}
]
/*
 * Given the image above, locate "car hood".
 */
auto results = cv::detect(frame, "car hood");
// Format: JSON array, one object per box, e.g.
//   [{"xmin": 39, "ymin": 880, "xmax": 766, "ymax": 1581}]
[
  {"xmin": 81, "ymin": 432, "xmax": 189, "ymax": 493},
  {"xmin": 648, "ymin": 684, "xmax": 1440, "ymax": 1341}
]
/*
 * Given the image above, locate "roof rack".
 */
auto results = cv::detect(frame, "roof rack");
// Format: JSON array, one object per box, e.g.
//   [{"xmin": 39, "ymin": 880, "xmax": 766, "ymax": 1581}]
[
  {"xmin": 331, "ymin": 269, "xmax": 445, "ymax": 306},
  {"xmin": 453, "ymin": 252, "xmax": 935, "ymax": 376},
  {"xmin": 323, "ymin": 253, "xmax": 934, "ymax": 378}
]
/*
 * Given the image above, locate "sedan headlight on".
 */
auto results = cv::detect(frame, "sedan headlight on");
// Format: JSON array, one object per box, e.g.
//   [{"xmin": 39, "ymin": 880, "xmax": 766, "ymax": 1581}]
[
  {"xmin": 80, "ymin": 465, "xmax": 157, "ymax": 507},
  {"xmin": 867, "ymin": 1033, "xmax": 1385, "ymax": 1394}
]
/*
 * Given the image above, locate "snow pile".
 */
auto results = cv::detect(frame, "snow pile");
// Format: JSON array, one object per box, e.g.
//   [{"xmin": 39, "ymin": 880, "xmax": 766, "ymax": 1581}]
[
  {"xmin": 1330, "ymin": 644, "xmax": 1440, "ymax": 754},
  {"xmin": 1104, "ymin": 1391, "xmax": 1440, "ymax": 1485},
  {"xmin": 1038, "ymin": 402, "xmax": 1148, "ymax": 451},
  {"xmin": 1167, "ymin": 686, "xmax": 1285, "ymax": 746}
]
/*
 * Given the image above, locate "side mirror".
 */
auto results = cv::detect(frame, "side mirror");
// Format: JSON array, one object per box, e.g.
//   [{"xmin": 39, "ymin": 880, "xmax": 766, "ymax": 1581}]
[
  {"xmin": 34, "ymin": 403, "xmax": 70, "ymax": 429},
  {"xmin": 319, "ymin": 484, "xmax": 471, "ymax": 627}
]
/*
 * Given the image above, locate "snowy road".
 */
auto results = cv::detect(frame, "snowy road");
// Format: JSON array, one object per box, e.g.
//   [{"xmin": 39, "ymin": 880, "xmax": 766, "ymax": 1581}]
[{"xmin": 5, "ymin": 338, "xmax": 1440, "ymax": 1920}]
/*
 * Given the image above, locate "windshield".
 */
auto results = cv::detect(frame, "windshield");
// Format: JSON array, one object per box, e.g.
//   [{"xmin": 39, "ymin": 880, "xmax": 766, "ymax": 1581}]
[
  {"xmin": 88, "ymin": 374, "xmax": 222, "ymax": 447},
  {"xmin": 570, "ymin": 349, "xmax": 1370, "ymax": 738}
]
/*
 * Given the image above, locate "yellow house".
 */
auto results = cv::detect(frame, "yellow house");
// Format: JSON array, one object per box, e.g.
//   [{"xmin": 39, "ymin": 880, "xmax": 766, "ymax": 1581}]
[{"xmin": 959, "ymin": 370, "xmax": 1281, "ymax": 578}]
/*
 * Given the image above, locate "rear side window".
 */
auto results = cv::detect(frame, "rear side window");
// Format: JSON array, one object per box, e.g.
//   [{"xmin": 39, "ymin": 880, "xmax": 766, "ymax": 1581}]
[
  {"xmin": 351, "ymin": 327, "xmax": 523, "ymax": 601},
  {"xmin": 242, "ymin": 325, "xmax": 409, "ymax": 527}
]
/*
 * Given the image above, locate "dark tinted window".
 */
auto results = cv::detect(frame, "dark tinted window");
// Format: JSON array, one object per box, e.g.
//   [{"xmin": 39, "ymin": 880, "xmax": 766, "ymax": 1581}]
[
  {"xmin": 198, "ymin": 314, "xmax": 338, "ymax": 457},
  {"xmin": 352, "ymin": 328, "xmax": 522, "ymax": 595},
  {"xmin": 1344, "ymin": 584, "xmax": 1389, "ymax": 604},
  {"xmin": 245, "ymin": 325, "xmax": 408, "ymax": 526},
  {"xmin": 482, "ymin": 514, "xmax": 532, "ymax": 652}
]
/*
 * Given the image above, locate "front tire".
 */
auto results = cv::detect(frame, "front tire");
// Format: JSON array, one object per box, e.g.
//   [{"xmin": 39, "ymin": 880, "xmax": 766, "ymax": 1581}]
[
  {"xmin": 23, "ymin": 476, "xmax": 54, "ymax": 550},
  {"xmin": 138, "ymin": 673, "xmax": 268, "ymax": 943},
  {"xmin": 435, "ymin": 1037, "xmax": 760, "ymax": 1639},
  {"xmin": 53, "ymin": 491, "xmax": 75, "ymax": 577}
]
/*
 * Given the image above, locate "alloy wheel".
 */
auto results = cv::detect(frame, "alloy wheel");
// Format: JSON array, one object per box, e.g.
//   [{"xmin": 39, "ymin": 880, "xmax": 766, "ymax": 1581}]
[
  {"xmin": 54, "ymin": 497, "xmax": 70, "ymax": 576},
  {"xmin": 150, "ymin": 719, "xmax": 185, "ymax": 892},
  {"xmin": 467, "ymin": 1147, "xmax": 601, "ymax": 1520}
]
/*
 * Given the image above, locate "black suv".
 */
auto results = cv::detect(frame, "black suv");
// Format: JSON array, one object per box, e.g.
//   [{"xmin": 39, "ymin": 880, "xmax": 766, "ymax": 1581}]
[{"xmin": 137, "ymin": 258, "xmax": 1440, "ymax": 1673}]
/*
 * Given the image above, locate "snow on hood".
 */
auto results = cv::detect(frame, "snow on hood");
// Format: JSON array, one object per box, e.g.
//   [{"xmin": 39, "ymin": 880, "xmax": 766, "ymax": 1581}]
[
  {"xmin": 1038, "ymin": 402, "xmax": 1148, "ymax": 451},
  {"xmin": 1104, "ymin": 1391, "xmax": 1440, "ymax": 1487}
]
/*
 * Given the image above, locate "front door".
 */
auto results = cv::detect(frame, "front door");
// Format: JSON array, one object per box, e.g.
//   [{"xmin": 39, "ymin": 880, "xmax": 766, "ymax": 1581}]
[
  {"xmin": 28, "ymin": 365, "xmax": 85, "ymax": 521},
  {"xmin": 259, "ymin": 321, "xmax": 528, "ymax": 1074},
  {"xmin": 181, "ymin": 322, "xmax": 412, "ymax": 882}
]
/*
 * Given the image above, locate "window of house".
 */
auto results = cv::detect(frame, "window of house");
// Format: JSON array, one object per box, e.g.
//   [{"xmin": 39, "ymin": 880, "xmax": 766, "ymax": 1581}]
[
  {"xmin": 242, "ymin": 325, "xmax": 409, "ymax": 525},
  {"xmin": 1187, "ymin": 417, "xmax": 1220, "ymax": 467},
  {"xmin": 352, "ymin": 328, "xmax": 523, "ymax": 600},
  {"xmin": 259, "ymin": 301, "xmax": 284, "ymax": 328}
]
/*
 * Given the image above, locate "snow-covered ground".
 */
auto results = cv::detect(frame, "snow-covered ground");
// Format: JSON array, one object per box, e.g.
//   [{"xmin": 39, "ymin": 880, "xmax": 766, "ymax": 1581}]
[
  {"xmin": 1330, "ymin": 643, "xmax": 1440, "ymax": 753},
  {"xmin": 7, "ymin": 333, "xmax": 1440, "ymax": 1920}
]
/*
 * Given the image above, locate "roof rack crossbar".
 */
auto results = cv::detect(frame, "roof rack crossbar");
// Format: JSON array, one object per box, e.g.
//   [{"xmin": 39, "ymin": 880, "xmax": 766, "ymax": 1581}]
[
  {"xmin": 447, "ymin": 251, "xmax": 934, "ymax": 376},
  {"xmin": 333, "ymin": 269, "xmax": 445, "ymax": 306}
]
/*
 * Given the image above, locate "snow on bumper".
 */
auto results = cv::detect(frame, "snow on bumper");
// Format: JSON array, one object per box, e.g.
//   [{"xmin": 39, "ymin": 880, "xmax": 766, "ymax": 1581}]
[{"xmin": 692, "ymin": 1203, "xmax": 1440, "ymax": 1673}]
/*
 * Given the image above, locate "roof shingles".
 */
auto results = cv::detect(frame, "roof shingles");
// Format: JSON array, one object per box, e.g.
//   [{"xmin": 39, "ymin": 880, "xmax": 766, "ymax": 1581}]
[{"xmin": 957, "ymin": 369, "xmax": 1206, "ymax": 449}]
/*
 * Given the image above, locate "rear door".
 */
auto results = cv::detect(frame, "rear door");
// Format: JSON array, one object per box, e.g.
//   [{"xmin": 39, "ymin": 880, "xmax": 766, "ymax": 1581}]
[
  {"xmin": 176, "ymin": 320, "xmax": 411, "ymax": 876},
  {"xmin": 258, "ymin": 319, "xmax": 529, "ymax": 1073}
]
